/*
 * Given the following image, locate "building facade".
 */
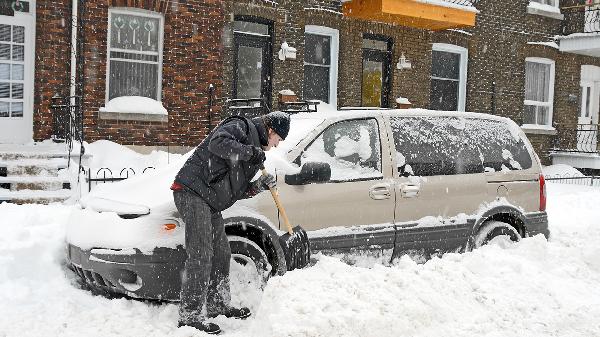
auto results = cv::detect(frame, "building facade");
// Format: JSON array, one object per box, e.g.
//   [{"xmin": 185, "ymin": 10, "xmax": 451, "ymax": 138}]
[{"xmin": 1, "ymin": 0, "xmax": 600, "ymax": 168}]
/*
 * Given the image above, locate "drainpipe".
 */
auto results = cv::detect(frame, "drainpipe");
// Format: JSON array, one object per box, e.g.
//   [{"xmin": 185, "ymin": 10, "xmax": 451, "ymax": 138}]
[{"xmin": 70, "ymin": 0, "xmax": 78, "ymax": 103}]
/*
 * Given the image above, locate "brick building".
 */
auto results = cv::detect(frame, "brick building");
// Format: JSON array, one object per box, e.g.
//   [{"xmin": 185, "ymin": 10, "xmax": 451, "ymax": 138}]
[{"xmin": 2, "ymin": 0, "xmax": 600, "ymax": 169}]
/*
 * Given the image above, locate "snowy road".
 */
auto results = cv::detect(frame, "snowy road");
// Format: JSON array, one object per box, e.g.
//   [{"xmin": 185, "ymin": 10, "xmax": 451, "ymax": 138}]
[{"xmin": 1, "ymin": 183, "xmax": 600, "ymax": 337}]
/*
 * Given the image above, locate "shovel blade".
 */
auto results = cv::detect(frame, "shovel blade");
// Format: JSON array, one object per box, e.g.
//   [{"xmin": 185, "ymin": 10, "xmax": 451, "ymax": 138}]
[{"xmin": 278, "ymin": 226, "xmax": 311, "ymax": 271}]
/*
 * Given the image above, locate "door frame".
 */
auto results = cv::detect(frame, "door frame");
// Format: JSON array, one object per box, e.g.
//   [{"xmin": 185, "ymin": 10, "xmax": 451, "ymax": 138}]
[
  {"xmin": 0, "ymin": 1, "xmax": 36, "ymax": 144},
  {"xmin": 304, "ymin": 25, "xmax": 339, "ymax": 108},
  {"xmin": 232, "ymin": 16, "xmax": 273, "ymax": 108}
]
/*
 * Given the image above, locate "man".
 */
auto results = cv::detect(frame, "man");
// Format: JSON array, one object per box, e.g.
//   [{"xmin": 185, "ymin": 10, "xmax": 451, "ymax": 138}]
[{"xmin": 170, "ymin": 111, "xmax": 290, "ymax": 334}]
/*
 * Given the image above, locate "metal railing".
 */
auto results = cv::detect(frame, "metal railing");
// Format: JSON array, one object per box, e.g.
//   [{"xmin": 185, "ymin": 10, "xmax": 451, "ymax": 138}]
[
  {"xmin": 50, "ymin": 95, "xmax": 85, "ymax": 171},
  {"xmin": 443, "ymin": 0, "xmax": 479, "ymax": 6},
  {"xmin": 545, "ymin": 174, "xmax": 600, "ymax": 187},
  {"xmin": 553, "ymin": 124, "xmax": 600, "ymax": 153},
  {"xmin": 562, "ymin": 2, "xmax": 600, "ymax": 34},
  {"xmin": 86, "ymin": 167, "xmax": 156, "ymax": 192}
]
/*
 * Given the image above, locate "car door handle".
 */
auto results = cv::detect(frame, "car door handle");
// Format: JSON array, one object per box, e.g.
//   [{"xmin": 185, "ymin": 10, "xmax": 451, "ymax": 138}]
[
  {"xmin": 369, "ymin": 184, "xmax": 391, "ymax": 200},
  {"xmin": 400, "ymin": 184, "xmax": 420, "ymax": 198}
]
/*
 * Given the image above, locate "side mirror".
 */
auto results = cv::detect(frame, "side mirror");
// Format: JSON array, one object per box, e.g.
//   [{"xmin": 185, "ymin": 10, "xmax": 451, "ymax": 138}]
[{"xmin": 285, "ymin": 162, "xmax": 331, "ymax": 185}]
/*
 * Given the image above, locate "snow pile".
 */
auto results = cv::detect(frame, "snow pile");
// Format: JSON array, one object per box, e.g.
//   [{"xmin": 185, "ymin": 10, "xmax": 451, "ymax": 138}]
[
  {"xmin": 543, "ymin": 164, "xmax": 584, "ymax": 178},
  {"xmin": 2, "ymin": 184, "xmax": 600, "ymax": 336},
  {"xmin": 100, "ymin": 96, "xmax": 168, "ymax": 115}
]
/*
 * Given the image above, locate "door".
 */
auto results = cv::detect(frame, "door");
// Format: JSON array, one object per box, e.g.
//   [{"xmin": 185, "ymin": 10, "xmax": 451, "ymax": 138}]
[
  {"xmin": 578, "ymin": 66, "xmax": 600, "ymax": 152},
  {"xmin": 276, "ymin": 117, "xmax": 396, "ymax": 249},
  {"xmin": 361, "ymin": 36, "xmax": 391, "ymax": 108},
  {"xmin": 388, "ymin": 115, "xmax": 487, "ymax": 256},
  {"xmin": 0, "ymin": 5, "xmax": 34, "ymax": 144},
  {"xmin": 233, "ymin": 19, "xmax": 272, "ymax": 106}
]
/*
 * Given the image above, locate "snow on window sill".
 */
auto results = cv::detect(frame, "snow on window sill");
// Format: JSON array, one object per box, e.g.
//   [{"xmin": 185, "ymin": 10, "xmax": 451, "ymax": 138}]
[
  {"xmin": 99, "ymin": 96, "xmax": 168, "ymax": 122},
  {"xmin": 521, "ymin": 124, "xmax": 557, "ymax": 135},
  {"xmin": 527, "ymin": 3, "xmax": 564, "ymax": 20}
]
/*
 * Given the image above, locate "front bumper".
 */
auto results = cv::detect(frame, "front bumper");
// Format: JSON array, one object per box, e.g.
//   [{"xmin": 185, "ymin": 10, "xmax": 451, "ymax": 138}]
[{"xmin": 67, "ymin": 243, "xmax": 186, "ymax": 301}]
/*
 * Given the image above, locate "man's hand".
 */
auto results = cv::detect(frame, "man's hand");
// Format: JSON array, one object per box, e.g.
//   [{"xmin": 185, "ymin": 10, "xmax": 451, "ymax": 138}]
[
  {"xmin": 249, "ymin": 146, "xmax": 266, "ymax": 166},
  {"xmin": 257, "ymin": 172, "xmax": 276, "ymax": 190}
]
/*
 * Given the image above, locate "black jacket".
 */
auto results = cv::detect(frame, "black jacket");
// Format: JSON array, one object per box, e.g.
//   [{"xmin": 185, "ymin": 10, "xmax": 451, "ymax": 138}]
[{"xmin": 175, "ymin": 116, "xmax": 268, "ymax": 212}]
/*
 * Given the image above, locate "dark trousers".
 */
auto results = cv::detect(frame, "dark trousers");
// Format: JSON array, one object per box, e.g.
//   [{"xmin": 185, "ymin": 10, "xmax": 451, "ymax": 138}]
[{"xmin": 173, "ymin": 190, "xmax": 232, "ymax": 324}]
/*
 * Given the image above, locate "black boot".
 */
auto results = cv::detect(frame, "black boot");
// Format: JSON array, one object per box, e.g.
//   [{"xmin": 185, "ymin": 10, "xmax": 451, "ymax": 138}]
[
  {"xmin": 209, "ymin": 306, "xmax": 251, "ymax": 319},
  {"xmin": 178, "ymin": 321, "xmax": 221, "ymax": 335}
]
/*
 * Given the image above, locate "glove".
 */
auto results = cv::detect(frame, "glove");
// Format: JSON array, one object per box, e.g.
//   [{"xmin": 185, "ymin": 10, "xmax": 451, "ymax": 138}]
[
  {"xmin": 257, "ymin": 172, "xmax": 276, "ymax": 190},
  {"xmin": 249, "ymin": 146, "xmax": 266, "ymax": 166}
]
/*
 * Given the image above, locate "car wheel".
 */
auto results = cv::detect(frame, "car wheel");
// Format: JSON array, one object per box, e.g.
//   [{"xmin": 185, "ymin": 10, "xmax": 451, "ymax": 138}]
[
  {"xmin": 473, "ymin": 220, "xmax": 521, "ymax": 249},
  {"xmin": 228, "ymin": 235, "xmax": 271, "ymax": 290}
]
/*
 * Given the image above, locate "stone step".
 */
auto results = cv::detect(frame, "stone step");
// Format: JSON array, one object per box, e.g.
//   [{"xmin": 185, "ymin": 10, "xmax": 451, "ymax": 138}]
[
  {"xmin": 0, "ymin": 176, "xmax": 71, "ymax": 191},
  {"xmin": 0, "ymin": 189, "xmax": 73, "ymax": 205}
]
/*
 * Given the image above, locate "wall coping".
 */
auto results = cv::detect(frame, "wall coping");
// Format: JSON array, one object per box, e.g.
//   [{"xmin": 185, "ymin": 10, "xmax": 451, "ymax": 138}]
[{"xmin": 526, "ymin": 4, "xmax": 564, "ymax": 20}]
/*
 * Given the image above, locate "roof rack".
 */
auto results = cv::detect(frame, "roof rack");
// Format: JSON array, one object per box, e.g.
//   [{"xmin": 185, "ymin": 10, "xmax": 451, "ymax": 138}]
[{"xmin": 280, "ymin": 100, "xmax": 320, "ymax": 114}]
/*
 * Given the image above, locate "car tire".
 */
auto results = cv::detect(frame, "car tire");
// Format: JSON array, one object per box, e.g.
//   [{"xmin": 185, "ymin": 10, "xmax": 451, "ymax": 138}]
[
  {"xmin": 473, "ymin": 220, "xmax": 521, "ymax": 249},
  {"xmin": 228, "ymin": 235, "xmax": 271, "ymax": 289}
]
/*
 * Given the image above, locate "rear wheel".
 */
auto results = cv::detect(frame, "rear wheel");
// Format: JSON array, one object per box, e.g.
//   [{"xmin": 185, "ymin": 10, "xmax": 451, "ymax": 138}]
[{"xmin": 473, "ymin": 220, "xmax": 521, "ymax": 249}]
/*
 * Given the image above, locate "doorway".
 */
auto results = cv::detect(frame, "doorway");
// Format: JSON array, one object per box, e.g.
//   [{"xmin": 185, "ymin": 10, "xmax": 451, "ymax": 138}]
[
  {"xmin": 232, "ymin": 18, "xmax": 273, "ymax": 107},
  {"xmin": 361, "ymin": 35, "xmax": 392, "ymax": 108},
  {"xmin": 578, "ymin": 65, "xmax": 600, "ymax": 152},
  {"xmin": 0, "ymin": 1, "xmax": 35, "ymax": 144}
]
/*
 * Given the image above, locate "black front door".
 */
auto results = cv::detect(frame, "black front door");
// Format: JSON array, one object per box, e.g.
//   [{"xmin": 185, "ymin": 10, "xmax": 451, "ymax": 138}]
[{"xmin": 233, "ymin": 20, "xmax": 272, "ymax": 107}]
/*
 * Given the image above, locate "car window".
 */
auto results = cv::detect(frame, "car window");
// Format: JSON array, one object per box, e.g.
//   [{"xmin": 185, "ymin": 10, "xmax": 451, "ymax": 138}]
[
  {"xmin": 390, "ymin": 116, "xmax": 532, "ymax": 177},
  {"xmin": 301, "ymin": 118, "xmax": 383, "ymax": 181}
]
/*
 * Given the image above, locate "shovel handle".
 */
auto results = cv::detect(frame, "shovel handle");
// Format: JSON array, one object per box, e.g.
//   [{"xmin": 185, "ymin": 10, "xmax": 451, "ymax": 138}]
[{"xmin": 261, "ymin": 168, "xmax": 294, "ymax": 235}]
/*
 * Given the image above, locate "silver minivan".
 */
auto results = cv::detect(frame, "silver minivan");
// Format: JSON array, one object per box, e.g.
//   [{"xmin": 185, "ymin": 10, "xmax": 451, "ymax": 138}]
[{"xmin": 66, "ymin": 109, "xmax": 549, "ymax": 300}]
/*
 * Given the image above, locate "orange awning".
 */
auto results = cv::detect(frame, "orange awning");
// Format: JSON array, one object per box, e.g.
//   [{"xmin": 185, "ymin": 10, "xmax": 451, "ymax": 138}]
[{"xmin": 342, "ymin": 0, "xmax": 477, "ymax": 31}]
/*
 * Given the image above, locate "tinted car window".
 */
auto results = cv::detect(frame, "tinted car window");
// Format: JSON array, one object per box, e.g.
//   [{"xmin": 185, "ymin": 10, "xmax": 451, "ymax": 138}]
[
  {"xmin": 390, "ymin": 116, "xmax": 532, "ymax": 177},
  {"xmin": 301, "ymin": 118, "xmax": 383, "ymax": 181}
]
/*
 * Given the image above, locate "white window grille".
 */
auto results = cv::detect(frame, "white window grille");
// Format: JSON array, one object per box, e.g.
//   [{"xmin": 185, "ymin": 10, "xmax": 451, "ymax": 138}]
[
  {"xmin": 524, "ymin": 58, "xmax": 555, "ymax": 127},
  {"xmin": 106, "ymin": 8, "xmax": 163, "ymax": 102}
]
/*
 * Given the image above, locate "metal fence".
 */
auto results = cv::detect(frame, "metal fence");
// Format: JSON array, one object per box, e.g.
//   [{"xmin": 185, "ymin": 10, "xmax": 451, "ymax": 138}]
[
  {"xmin": 86, "ymin": 167, "xmax": 156, "ymax": 192},
  {"xmin": 545, "ymin": 174, "xmax": 600, "ymax": 187}
]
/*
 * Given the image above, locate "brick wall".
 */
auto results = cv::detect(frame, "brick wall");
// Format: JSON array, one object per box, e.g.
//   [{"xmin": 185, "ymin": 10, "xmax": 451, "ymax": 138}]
[{"xmin": 34, "ymin": 1, "xmax": 72, "ymax": 140}]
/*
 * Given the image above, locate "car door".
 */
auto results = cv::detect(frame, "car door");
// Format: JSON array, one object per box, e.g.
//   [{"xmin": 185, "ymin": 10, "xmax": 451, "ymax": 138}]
[
  {"xmin": 387, "ymin": 115, "xmax": 488, "ymax": 257},
  {"xmin": 276, "ymin": 116, "xmax": 396, "ymax": 251}
]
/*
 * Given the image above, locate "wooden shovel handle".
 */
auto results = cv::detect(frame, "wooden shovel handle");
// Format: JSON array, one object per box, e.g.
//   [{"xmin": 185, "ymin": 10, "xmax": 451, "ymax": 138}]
[{"xmin": 262, "ymin": 168, "xmax": 294, "ymax": 235}]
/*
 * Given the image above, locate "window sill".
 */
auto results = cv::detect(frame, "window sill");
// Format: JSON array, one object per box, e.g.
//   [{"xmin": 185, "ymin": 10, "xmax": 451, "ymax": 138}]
[
  {"xmin": 526, "ymin": 4, "xmax": 564, "ymax": 20},
  {"xmin": 521, "ymin": 125, "xmax": 557, "ymax": 135},
  {"xmin": 98, "ymin": 111, "xmax": 168, "ymax": 123}
]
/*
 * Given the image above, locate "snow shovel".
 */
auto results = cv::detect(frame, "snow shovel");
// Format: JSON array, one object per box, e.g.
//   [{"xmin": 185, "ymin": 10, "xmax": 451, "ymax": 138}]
[{"xmin": 261, "ymin": 168, "xmax": 311, "ymax": 271}]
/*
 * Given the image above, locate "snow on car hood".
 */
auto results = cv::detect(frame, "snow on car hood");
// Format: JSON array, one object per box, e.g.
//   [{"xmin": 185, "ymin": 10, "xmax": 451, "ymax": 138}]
[{"xmin": 81, "ymin": 115, "xmax": 325, "ymax": 213}]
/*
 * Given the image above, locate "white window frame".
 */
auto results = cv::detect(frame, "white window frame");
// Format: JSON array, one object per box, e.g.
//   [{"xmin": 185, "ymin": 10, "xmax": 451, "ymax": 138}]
[
  {"xmin": 530, "ymin": 0, "xmax": 559, "ymax": 7},
  {"xmin": 304, "ymin": 25, "xmax": 339, "ymax": 108},
  {"xmin": 523, "ymin": 57, "xmax": 555, "ymax": 129},
  {"xmin": 431, "ymin": 43, "xmax": 468, "ymax": 112},
  {"xmin": 106, "ymin": 8, "xmax": 164, "ymax": 104}
]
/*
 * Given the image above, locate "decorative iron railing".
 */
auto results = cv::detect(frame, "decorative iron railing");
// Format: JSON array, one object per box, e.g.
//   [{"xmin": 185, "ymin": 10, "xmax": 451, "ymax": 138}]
[
  {"xmin": 443, "ymin": 0, "xmax": 479, "ymax": 6},
  {"xmin": 86, "ymin": 167, "xmax": 156, "ymax": 192},
  {"xmin": 553, "ymin": 124, "xmax": 600, "ymax": 153},
  {"xmin": 50, "ymin": 95, "xmax": 85, "ymax": 170},
  {"xmin": 562, "ymin": 3, "xmax": 600, "ymax": 35}
]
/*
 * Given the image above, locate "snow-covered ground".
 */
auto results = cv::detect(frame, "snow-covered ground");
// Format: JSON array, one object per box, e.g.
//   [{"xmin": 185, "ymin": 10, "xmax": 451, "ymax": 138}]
[{"xmin": 1, "ymin": 181, "xmax": 600, "ymax": 337}]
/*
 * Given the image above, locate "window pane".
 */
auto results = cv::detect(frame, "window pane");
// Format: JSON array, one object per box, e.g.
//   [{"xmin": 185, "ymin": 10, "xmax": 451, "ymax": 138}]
[
  {"xmin": 235, "ymin": 45, "xmax": 263, "ymax": 99},
  {"xmin": 362, "ymin": 59, "xmax": 383, "ymax": 107},
  {"xmin": 305, "ymin": 33, "xmax": 331, "ymax": 65},
  {"xmin": 0, "ymin": 63, "xmax": 8, "ymax": 80},
  {"xmin": 524, "ymin": 105, "xmax": 536, "ymax": 124},
  {"xmin": 363, "ymin": 38, "xmax": 388, "ymax": 51},
  {"xmin": 0, "ymin": 83, "xmax": 8, "ymax": 98},
  {"xmin": 0, "ymin": 25, "xmax": 9, "ymax": 42},
  {"xmin": 525, "ymin": 61, "xmax": 550, "ymax": 102},
  {"xmin": 12, "ymin": 45, "xmax": 24, "ymax": 61},
  {"xmin": 0, "ymin": 101, "xmax": 8, "ymax": 117},
  {"xmin": 302, "ymin": 119, "xmax": 383, "ymax": 181},
  {"xmin": 430, "ymin": 79, "xmax": 459, "ymax": 111},
  {"xmin": 537, "ymin": 106, "xmax": 549, "ymax": 125},
  {"xmin": 12, "ymin": 64, "xmax": 23, "ymax": 80},
  {"xmin": 0, "ymin": 44, "xmax": 9, "ymax": 60},
  {"xmin": 13, "ymin": 26, "xmax": 24, "ymax": 43},
  {"xmin": 109, "ymin": 60, "xmax": 158, "ymax": 100},
  {"xmin": 110, "ymin": 13, "xmax": 160, "ymax": 52},
  {"xmin": 12, "ymin": 83, "xmax": 23, "ymax": 99},
  {"xmin": 432, "ymin": 50, "xmax": 460, "ymax": 79},
  {"xmin": 234, "ymin": 21, "xmax": 269, "ymax": 35},
  {"xmin": 524, "ymin": 104, "xmax": 549, "ymax": 126},
  {"xmin": 303, "ymin": 65, "xmax": 329, "ymax": 103},
  {"xmin": 11, "ymin": 102, "xmax": 23, "ymax": 117}
]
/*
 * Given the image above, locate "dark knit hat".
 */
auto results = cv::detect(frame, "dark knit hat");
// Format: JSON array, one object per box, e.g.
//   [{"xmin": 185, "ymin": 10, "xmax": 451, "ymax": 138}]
[{"xmin": 265, "ymin": 112, "xmax": 290, "ymax": 140}]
